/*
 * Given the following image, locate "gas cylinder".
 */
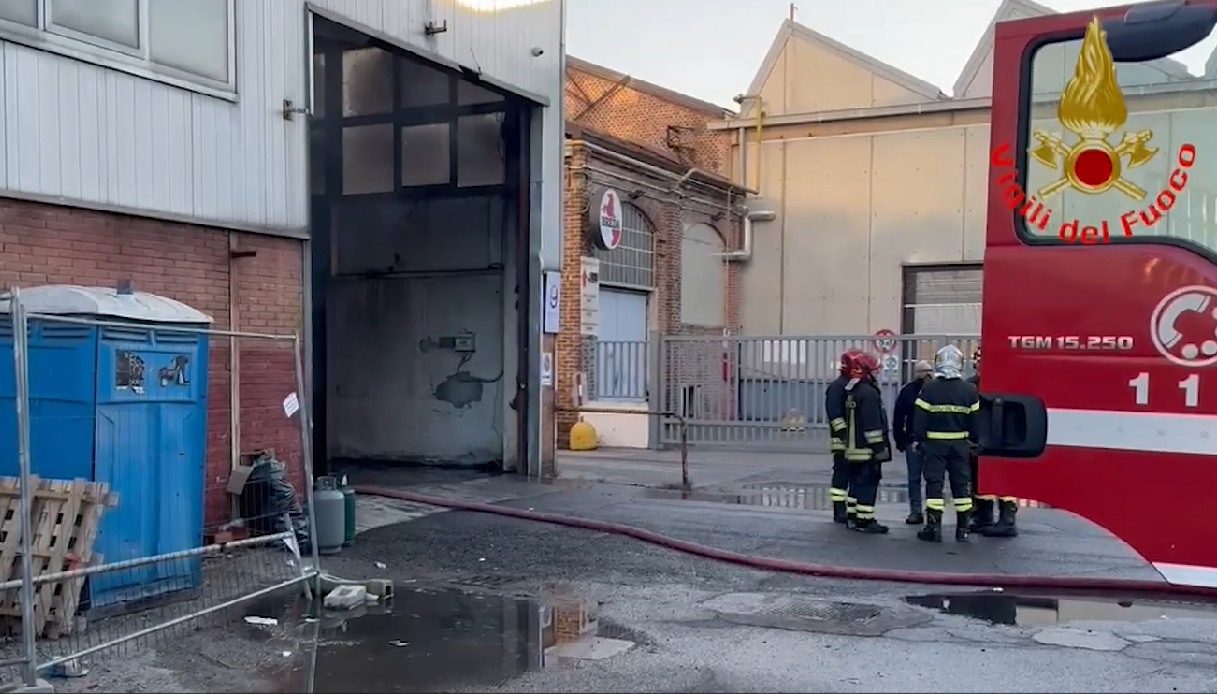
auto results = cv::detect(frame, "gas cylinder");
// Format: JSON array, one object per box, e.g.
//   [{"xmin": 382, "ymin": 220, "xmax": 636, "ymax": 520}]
[
  {"xmin": 314, "ymin": 476, "xmax": 346, "ymax": 555},
  {"xmin": 339, "ymin": 475, "xmax": 357, "ymax": 547}
]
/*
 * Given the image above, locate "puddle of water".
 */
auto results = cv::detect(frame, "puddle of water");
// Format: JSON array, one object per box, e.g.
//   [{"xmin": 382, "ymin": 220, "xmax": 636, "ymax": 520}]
[
  {"xmin": 645, "ymin": 482, "xmax": 1051, "ymax": 511},
  {"xmin": 301, "ymin": 584, "xmax": 604, "ymax": 693},
  {"xmin": 905, "ymin": 591, "xmax": 1217, "ymax": 626},
  {"xmin": 644, "ymin": 483, "xmax": 909, "ymax": 510}
]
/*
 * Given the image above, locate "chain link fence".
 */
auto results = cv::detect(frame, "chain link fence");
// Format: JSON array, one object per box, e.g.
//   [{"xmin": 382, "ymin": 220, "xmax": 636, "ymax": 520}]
[
  {"xmin": 0, "ymin": 287, "xmax": 319, "ymax": 690},
  {"xmin": 657, "ymin": 333, "xmax": 980, "ymax": 450}
]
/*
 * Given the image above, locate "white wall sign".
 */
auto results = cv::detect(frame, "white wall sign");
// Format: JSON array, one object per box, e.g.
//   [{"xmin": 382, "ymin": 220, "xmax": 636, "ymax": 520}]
[
  {"xmin": 540, "ymin": 352, "xmax": 554, "ymax": 387},
  {"xmin": 542, "ymin": 270, "xmax": 561, "ymax": 334},
  {"xmin": 580, "ymin": 256, "xmax": 600, "ymax": 337},
  {"xmin": 590, "ymin": 189, "xmax": 623, "ymax": 250}
]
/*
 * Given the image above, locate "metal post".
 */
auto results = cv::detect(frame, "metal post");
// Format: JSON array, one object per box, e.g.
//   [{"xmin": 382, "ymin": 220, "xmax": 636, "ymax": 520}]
[
  {"xmin": 291, "ymin": 337, "xmax": 322, "ymax": 584},
  {"xmin": 11, "ymin": 289, "xmax": 40, "ymax": 689},
  {"xmin": 678, "ymin": 416, "xmax": 690, "ymax": 490}
]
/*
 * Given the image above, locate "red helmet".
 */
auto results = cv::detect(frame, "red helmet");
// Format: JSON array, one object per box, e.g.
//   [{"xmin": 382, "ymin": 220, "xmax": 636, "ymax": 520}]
[
  {"xmin": 839, "ymin": 348, "xmax": 865, "ymax": 375},
  {"xmin": 855, "ymin": 352, "xmax": 880, "ymax": 377}
]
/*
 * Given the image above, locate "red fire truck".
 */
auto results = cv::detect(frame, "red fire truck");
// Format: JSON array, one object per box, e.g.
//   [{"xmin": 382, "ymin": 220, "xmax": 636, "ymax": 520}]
[{"xmin": 979, "ymin": 0, "xmax": 1217, "ymax": 588}]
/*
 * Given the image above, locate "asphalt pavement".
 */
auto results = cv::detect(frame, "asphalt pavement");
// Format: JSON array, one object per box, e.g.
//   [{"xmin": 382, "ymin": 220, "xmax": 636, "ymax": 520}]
[{"xmin": 316, "ymin": 451, "xmax": 1217, "ymax": 693}]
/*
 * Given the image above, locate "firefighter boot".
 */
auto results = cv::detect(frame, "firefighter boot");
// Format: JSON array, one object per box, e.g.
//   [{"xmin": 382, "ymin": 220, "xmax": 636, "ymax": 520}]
[
  {"xmin": 983, "ymin": 500, "xmax": 1020, "ymax": 538},
  {"xmin": 833, "ymin": 501, "xmax": 848, "ymax": 524},
  {"xmin": 853, "ymin": 517, "xmax": 889, "ymax": 535},
  {"xmin": 955, "ymin": 511, "xmax": 972, "ymax": 543},
  {"xmin": 969, "ymin": 498, "xmax": 995, "ymax": 532},
  {"xmin": 916, "ymin": 509, "xmax": 943, "ymax": 543}
]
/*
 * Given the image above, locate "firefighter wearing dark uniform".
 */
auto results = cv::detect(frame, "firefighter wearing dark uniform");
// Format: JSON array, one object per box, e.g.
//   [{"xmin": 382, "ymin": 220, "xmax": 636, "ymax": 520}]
[
  {"xmin": 841, "ymin": 352, "xmax": 891, "ymax": 534},
  {"xmin": 914, "ymin": 345, "xmax": 979, "ymax": 543},
  {"xmin": 968, "ymin": 347, "xmax": 1020, "ymax": 537},
  {"xmin": 825, "ymin": 349, "xmax": 863, "ymax": 526}
]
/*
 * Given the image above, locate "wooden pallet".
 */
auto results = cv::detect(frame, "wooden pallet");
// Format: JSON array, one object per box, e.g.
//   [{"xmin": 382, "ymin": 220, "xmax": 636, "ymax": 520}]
[{"xmin": 0, "ymin": 477, "xmax": 116, "ymax": 639}]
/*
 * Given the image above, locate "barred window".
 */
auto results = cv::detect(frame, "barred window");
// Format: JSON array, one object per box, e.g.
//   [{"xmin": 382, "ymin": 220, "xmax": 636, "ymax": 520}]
[{"xmin": 593, "ymin": 202, "xmax": 654, "ymax": 289}]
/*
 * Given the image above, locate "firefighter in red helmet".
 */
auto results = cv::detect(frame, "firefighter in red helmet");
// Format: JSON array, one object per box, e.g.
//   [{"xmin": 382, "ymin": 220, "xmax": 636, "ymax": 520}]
[
  {"xmin": 825, "ymin": 349, "xmax": 863, "ymax": 525},
  {"xmin": 826, "ymin": 349, "xmax": 892, "ymax": 534}
]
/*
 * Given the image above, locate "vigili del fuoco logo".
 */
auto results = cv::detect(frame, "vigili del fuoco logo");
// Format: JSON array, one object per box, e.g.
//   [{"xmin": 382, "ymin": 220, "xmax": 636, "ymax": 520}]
[{"xmin": 991, "ymin": 16, "xmax": 1196, "ymax": 245}]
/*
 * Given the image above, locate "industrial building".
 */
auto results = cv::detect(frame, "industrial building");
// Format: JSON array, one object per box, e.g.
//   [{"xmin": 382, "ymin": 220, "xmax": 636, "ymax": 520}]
[
  {"xmin": 0, "ymin": 0, "xmax": 564, "ymax": 523},
  {"xmin": 717, "ymin": 0, "xmax": 1211, "ymax": 338},
  {"xmin": 556, "ymin": 60, "xmax": 751, "ymax": 448}
]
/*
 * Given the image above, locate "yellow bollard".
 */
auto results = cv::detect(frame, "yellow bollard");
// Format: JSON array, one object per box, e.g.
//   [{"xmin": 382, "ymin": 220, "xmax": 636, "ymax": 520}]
[{"xmin": 569, "ymin": 418, "xmax": 598, "ymax": 451}]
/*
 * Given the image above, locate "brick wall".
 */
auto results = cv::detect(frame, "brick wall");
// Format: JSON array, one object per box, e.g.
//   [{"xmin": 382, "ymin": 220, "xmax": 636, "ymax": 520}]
[
  {"xmin": 559, "ymin": 61, "xmax": 747, "ymax": 449},
  {"xmin": 565, "ymin": 61, "xmax": 733, "ymax": 178},
  {"xmin": 557, "ymin": 147, "xmax": 742, "ymax": 446},
  {"xmin": 0, "ymin": 198, "xmax": 304, "ymax": 529}
]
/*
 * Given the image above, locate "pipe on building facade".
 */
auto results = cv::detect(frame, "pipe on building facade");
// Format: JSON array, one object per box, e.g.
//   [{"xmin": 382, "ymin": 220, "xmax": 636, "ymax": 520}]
[{"xmin": 715, "ymin": 209, "xmax": 776, "ymax": 262}]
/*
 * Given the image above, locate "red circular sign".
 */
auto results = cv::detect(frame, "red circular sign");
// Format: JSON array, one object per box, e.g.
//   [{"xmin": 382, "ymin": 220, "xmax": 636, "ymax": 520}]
[{"xmin": 872, "ymin": 329, "xmax": 897, "ymax": 353}]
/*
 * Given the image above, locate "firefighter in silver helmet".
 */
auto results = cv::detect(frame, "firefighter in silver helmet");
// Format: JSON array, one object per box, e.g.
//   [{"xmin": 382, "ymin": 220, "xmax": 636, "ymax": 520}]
[{"xmin": 913, "ymin": 345, "xmax": 980, "ymax": 542}]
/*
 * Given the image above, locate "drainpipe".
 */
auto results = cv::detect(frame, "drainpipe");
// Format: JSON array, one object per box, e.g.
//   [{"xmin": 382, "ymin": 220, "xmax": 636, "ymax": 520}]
[
  {"xmin": 733, "ymin": 93, "xmax": 763, "ymax": 189},
  {"xmin": 715, "ymin": 209, "xmax": 776, "ymax": 262},
  {"xmin": 227, "ymin": 234, "xmax": 257, "ymax": 519}
]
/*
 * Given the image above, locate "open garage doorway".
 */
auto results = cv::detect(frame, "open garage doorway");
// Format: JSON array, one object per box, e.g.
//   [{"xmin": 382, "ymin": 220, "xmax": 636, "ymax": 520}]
[{"xmin": 309, "ymin": 17, "xmax": 531, "ymax": 474}]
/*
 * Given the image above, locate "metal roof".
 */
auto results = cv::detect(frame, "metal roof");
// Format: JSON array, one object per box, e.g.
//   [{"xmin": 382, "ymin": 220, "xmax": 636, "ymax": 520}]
[{"xmin": 0, "ymin": 285, "xmax": 213, "ymax": 324}]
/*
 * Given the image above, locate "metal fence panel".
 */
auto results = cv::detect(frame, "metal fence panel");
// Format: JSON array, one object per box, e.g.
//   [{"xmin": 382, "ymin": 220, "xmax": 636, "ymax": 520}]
[
  {"xmin": 0, "ymin": 289, "xmax": 318, "ymax": 688},
  {"xmin": 659, "ymin": 334, "xmax": 980, "ymax": 450},
  {"xmin": 581, "ymin": 339, "xmax": 648, "ymax": 402}
]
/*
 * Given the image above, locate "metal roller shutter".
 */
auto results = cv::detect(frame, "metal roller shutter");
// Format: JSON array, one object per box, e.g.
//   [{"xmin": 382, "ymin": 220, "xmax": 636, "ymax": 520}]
[{"xmin": 902, "ymin": 265, "xmax": 982, "ymax": 335}]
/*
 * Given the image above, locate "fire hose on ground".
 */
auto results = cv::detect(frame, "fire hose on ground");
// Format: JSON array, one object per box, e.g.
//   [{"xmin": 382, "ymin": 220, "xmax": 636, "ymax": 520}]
[
  {"xmin": 349, "ymin": 410, "xmax": 1217, "ymax": 600},
  {"xmin": 350, "ymin": 483, "xmax": 1217, "ymax": 600}
]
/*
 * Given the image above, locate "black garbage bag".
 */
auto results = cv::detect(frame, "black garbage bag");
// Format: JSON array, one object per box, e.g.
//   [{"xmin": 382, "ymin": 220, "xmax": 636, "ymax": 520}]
[{"xmin": 240, "ymin": 450, "xmax": 310, "ymax": 549}]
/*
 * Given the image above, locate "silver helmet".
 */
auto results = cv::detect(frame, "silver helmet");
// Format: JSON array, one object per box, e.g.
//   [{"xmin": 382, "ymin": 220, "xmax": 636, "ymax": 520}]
[{"xmin": 934, "ymin": 345, "xmax": 964, "ymax": 380}]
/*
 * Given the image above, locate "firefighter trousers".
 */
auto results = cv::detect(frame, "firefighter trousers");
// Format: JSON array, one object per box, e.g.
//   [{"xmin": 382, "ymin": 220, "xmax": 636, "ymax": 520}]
[
  {"xmin": 830, "ymin": 453, "xmax": 851, "ymax": 509},
  {"xmin": 922, "ymin": 440, "xmax": 973, "ymax": 516},
  {"xmin": 847, "ymin": 460, "xmax": 882, "ymax": 520}
]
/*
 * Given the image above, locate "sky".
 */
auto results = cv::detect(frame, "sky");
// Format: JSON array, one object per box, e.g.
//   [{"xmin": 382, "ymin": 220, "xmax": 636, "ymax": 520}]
[{"xmin": 565, "ymin": 0, "xmax": 1217, "ymax": 108}]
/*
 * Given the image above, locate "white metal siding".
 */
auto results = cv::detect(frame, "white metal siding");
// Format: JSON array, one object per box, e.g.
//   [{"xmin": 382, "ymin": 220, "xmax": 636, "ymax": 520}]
[{"xmin": 0, "ymin": 1, "xmax": 308, "ymax": 233}]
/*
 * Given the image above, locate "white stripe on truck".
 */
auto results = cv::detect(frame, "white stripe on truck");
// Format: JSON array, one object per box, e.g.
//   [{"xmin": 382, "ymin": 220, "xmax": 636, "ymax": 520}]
[
  {"xmin": 1048, "ymin": 408, "xmax": 1217, "ymax": 456},
  {"xmin": 1153, "ymin": 563, "xmax": 1217, "ymax": 588}
]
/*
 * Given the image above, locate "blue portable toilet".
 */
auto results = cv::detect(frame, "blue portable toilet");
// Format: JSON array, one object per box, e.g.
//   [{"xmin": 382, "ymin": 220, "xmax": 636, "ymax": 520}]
[{"xmin": 0, "ymin": 285, "xmax": 211, "ymax": 609}]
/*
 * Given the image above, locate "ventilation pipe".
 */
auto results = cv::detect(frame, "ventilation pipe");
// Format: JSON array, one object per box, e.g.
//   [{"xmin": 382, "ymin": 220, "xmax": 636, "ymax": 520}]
[{"xmin": 716, "ymin": 209, "xmax": 776, "ymax": 262}]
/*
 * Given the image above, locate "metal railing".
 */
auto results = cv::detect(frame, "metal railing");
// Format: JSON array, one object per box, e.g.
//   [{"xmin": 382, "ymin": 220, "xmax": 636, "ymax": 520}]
[
  {"xmin": 656, "ymin": 333, "xmax": 980, "ymax": 450},
  {"xmin": 0, "ymin": 287, "xmax": 320, "ymax": 689},
  {"xmin": 581, "ymin": 339, "xmax": 648, "ymax": 402}
]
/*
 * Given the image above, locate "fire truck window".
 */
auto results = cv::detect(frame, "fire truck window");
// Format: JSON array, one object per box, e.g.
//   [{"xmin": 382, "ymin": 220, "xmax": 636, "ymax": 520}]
[{"xmin": 1022, "ymin": 22, "xmax": 1217, "ymax": 250}]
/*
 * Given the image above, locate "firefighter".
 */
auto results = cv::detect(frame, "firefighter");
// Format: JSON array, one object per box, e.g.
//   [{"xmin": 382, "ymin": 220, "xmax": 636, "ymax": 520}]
[
  {"xmin": 969, "ymin": 347, "xmax": 1020, "ymax": 538},
  {"xmin": 842, "ymin": 351, "xmax": 892, "ymax": 534},
  {"xmin": 824, "ymin": 349, "xmax": 862, "ymax": 526},
  {"xmin": 913, "ymin": 345, "xmax": 979, "ymax": 543}
]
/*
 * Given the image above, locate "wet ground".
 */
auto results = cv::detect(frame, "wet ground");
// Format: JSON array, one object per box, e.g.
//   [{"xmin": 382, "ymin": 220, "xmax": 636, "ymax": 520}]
[
  {"xmin": 40, "ymin": 453, "xmax": 1217, "ymax": 692},
  {"xmin": 310, "ymin": 460, "xmax": 1217, "ymax": 692}
]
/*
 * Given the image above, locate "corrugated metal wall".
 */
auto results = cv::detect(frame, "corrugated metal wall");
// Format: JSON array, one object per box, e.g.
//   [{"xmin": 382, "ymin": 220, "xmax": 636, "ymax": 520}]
[{"xmin": 0, "ymin": 1, "xmax": 308, "ymax": 234}]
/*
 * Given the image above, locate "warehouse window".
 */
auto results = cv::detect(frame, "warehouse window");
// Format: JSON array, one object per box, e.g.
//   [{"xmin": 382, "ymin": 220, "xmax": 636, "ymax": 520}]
[
  {"xmin": 0, "ymin": 0, "xmax": 235, "ymax": 95},
  {"xmin": 593, "ymin": 202, "xmax": 654, "ymax": 290}
]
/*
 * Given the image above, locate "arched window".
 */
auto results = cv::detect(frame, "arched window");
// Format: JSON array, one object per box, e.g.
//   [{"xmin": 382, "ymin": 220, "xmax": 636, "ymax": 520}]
[
  {"xmin": 680, "ymin": 223, "xmax": 725, "ymax": 326},
  {"xmin": 593, "ymin": 202, "xmax": 654, "ymax": 289}
]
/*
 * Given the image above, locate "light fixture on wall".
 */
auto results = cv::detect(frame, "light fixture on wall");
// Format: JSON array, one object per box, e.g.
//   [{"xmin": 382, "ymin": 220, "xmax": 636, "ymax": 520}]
[{"xmin": 628, "ymin": 188, "xmax": 643, "ymax": 199}]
